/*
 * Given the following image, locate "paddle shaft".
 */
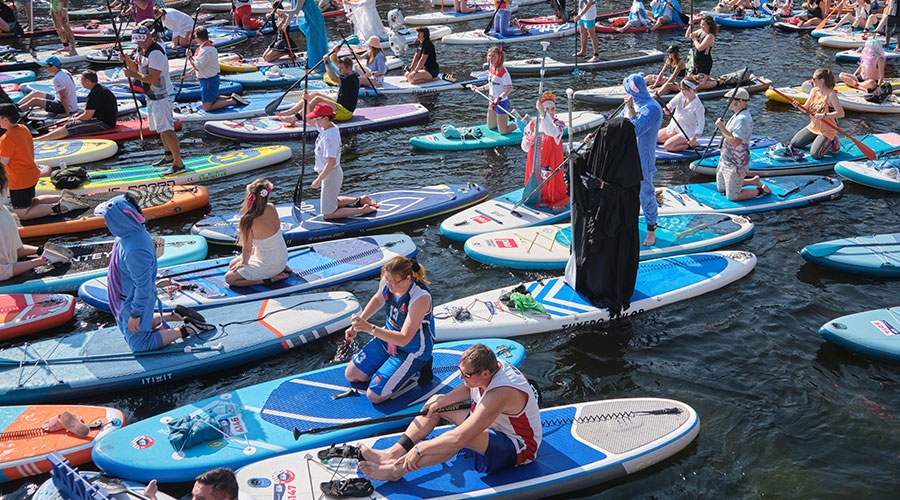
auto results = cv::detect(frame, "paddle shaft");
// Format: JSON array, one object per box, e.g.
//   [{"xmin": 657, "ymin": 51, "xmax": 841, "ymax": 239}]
[
  {"xmin": 700, "ymin": 67, "xmax": 750, "ymax": 162},
  {"xmin": 292, "ymin": 58, "xmax": 312, "ymax": 207},
  {"xmin": 103, "ymin": 0, "xmax": 144, "ymax": 141},
  {"xmin": 764, "ymin": 83, "xmax": 876, "ymax": 160},
  {"xmin": 806, "ymin": 240, "xmax": 900, "ymax": 257},
  {"xmin": 264, "ymin": 53, "xmax": 331, "ymax": 115},
  {"xmin": 292, "ymin": 401, "xmax": 471, "ymax": 438},
  {"xmin": 467, "ymin": 84, "xmax": 525, "ymax": 126},
  {"xmin": 0, "ymin": 343, "xmax": 224, "ymax": 366},
  {"xmin": 674, "ymin": 216, "xmax": 730, "ymax": 240},
  {"xmin": 338, "ymin": 30, "xmax": 380, "ymax": 96},
  {"xmin": 483, "ymin": 6, "xmax": 501, "ymax": 34},
  {"xmin": 523, "ymin": 42, "xmax": 551, "ymax": 207},
  {"xmin": 174, "ymin": 8, "xmax": 203, "ymax": 103}
]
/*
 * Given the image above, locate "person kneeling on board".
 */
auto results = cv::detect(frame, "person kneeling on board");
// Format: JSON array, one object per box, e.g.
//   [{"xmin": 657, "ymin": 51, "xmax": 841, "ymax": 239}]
[
  {"xmin": 714, "ymin": 87, "xmax": 772, "ymax": 201},
  {"xmin": 789, "ymin": 68, "xmax": 844, "ymax": 160},
  {"xmin": 184, "ymin": 27, "xmax": 249, "ymax": 113},
  {"xmin": 358, "ymin": 343, "xmax": 541, "ymax": 481},
  {"xmin": 100, "ymin": 194, "xmax": 213, "ymax": 352},
  {"xmin": 38, "ymin": 70, "xmax": 118, "ymax": 141},
  {"xmin": 344, "ymin": 256, "xmax": 435, "ymax": 403}
]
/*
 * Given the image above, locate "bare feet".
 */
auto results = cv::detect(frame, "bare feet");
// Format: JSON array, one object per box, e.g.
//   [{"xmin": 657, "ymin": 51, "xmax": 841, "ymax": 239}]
[
  {"xmin": 643, "ymin": 230, "xmax": 657, "ymax": 247},
  {"xmin": 359, "ymin": 195, "xmax": 379, "ymax": 208},
  {"xmin": 143, "ymin": 480, "xmax": 159, "ymax": 500},
  {"xmin": 270, "ymin": 271, "xmax": 290, "ymax": 283},
  {"xmin": 361, "ymin": 204, "xmax": 376, "ymax": 215},
  {"xmin": 359, "ymin": 442, "xmax": 398, "ymax": 464},
  {"xmin": 359, "ymin": 459, "xmax": 404, "ymax": 481}
]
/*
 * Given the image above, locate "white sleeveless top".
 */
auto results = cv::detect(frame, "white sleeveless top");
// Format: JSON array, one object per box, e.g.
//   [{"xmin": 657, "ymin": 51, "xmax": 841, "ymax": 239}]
[{"xmin": 471, "ymin": 360, "xmax": 542, "ymax": 465}]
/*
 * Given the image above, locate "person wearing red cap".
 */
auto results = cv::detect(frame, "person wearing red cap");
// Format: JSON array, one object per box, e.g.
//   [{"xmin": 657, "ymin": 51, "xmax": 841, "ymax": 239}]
[
  {"xmin": 307, "ymin": 102, "xmax": 378, "ymax": 220},
  {"xmin": 520, "ymin": 91, "xmax": 568, "ymax": 210}
]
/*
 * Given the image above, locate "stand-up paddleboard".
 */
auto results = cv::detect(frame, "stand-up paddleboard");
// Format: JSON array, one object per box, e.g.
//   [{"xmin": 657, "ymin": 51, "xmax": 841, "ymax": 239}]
[
  {"xmin": 0, "ymin": 405, "xmax": 125, "ymax": 483},
  {"xmin": 835, "ymin": 46, "xmax": 900, "ymax": 63},
  {"xmin": 33, "ymin": 140, "xmax": 119, "ymax": 168},
  {"xmin": 168, "ymin": 93, "xmax": 292, "ymax": 122},
  {"xmin": 817, "ymin": 32, "xmax": 882, "ymax": 49},
  {"xmin": 658, "ymin": 175, "xmax": 843, "ymax": 215},
  {"xmin": 656, "ymin": 135, "xmax": 777, "ymax": 163},
  {"xmin": 80, "ymin": 234, "xmax": 417, "ymax": 313},
  {"xmin": 800, "ymin": 233, "xmax": 900, "ymax": 277},
  {"xmin": 432, "ymin": 251, "xmax": 755, "ymax": 340},
  {"xmin": 0, "ymin": 235, "xmax": 207, "ymax": 295},
  {"xmin": 35, "ymin": 460, "xmax": 178, "ymax": 500},
  {"xmin": 205, "ymin": 104, "xmax": 431, "ymax": 141},
  {"xmin": 35, "ymin": 145, "xmax": 292, "ymax": 195},
  {"xmin": 690, "ymin": 133, "xmax": 900, "ymax": 176},
  {"xmin": 439, "ymin": 188, "xmax": 570, "ymax": 242},
  {"xmin": 62, "ymin": 118, "xmax": 181, "ymax": 141},
  {"xmin": 200, "ymin": 0, "xmax": 345, "ymax": 16},
  {"xmin": 838, "ymin": 88, "xmax": 900, "ymax": 114},
  {"xmin": 765, "ymin": 78, "xmax": 900, "ymax": 104},
  {"xmin": 90, "ymin": 53, "xmax": 238, "ymax": 84},
  {"xmin": 0, "ymin": 294, "xmax": 75, "ymax": 341},
  {"xmin": 773, "ymin": 17, "xmax": 826, "ymax": 31},
  {"xmin": 0, "ymin": 292, "xmax": 358, "ymax": 405},
  {"xmin": 574, "ymin": 76, "xmax": 770, "ymax": 105},
  {"xmin": 236, "ymin": 398, "xmax": 699, "ymax": 500},
  {"xmin": 351, "ymin": 74, "xmax": 486, "ymax": 96},
  {"xmin": 17, "ymin": 186, "xmax": 210, "ymax": 239},
  {"xmin": 595, "ymin": 17, "xmax": 695, "ymax": 34},
  {"xmin": 405, "ymin": 5, "xmax": 515, "ymax": 25},
  {"xmin": 409, "ymin": 111, "xmax": 606, "ymax": 151},
  {"xmin": 68, "ymin": 0, "xmax": 189, "ymax": 19},
  {"xmin": 706, "ymin": 11, "xmax": 773, "ymax": 28},
  {"xmin": 0, "ymin": 70, "xmax": 36, "ymax": 84},
  {"xmin": 91, "ymin": 339, "xmax": 525, "ymax": 482},
  {"xmin": 819, "ymin": 308, "xmax": 900, "ymax": 362},
  {"xmin": 502, "ymin": 49, "xmax": 665, "ymax": 76},
  {"xmin": 220, "ymin": 66, "xmax": 311, "ymax": 89},
  {"xmin": 834, "ymin": 159, "xmax": 900, "ymax": 191},
  {"xmin": 193, "ymin": 183, "xmax": 489, "ymax": 246},
  {"xmin": 432, "ymin": 0, "xmax": 544, "ymax": 6},
  {"xmin": 85, "ymin": 32, "xmax": 249, "ymax": 65},
  {"xmin": 464, "ymin": 213, "xmax": 755, "ymax": 269},
  {"xmin": 442, "ymin": 22, "xmax": 577, "ymax": 45}
]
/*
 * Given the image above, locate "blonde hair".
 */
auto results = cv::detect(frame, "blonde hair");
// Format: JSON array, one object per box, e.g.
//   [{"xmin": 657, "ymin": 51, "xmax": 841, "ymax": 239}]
[
  {"xmin": 487, "ymin": 46, "xmax": 505, "ymax": 69},
  {"xmin": 238, "ymin": 179, "xmax": 274, "ymax": 247}
]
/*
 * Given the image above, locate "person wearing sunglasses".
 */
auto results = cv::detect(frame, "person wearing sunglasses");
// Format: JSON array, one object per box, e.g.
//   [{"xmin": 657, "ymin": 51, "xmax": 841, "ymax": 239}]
[
  {"xmin": 143, "ymin": 467, "xmax": 242, "ymax": 500},
  {"xmin": 714, "ymin": 87, "xmax": 771, "ymax": 201},
  {"xmin": 358, "ymin": 343, "xmax": 541, "ymax": 482}
]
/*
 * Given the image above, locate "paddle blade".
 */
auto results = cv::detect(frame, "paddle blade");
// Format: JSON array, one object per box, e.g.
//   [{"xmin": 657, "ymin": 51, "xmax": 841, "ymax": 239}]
[
  {"xmin": 815, "ymin": 7, "xmax": 836, "ymax": 31},
  {"xmin": 264, "ymin": 95, "xmax": 284, "ymax": 116}
]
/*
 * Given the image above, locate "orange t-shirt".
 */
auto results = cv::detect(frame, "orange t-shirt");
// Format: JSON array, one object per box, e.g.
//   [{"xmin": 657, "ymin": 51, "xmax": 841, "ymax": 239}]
[{"xmin": 0, "ymin": 124, "xmax": 39, "ymax": 191}]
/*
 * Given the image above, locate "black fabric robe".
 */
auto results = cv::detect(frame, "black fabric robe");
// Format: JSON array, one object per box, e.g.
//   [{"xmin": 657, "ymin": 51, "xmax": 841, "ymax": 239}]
[{"xmin": 565, "ymin": 117, "xmax": 643, "ymax": 316}]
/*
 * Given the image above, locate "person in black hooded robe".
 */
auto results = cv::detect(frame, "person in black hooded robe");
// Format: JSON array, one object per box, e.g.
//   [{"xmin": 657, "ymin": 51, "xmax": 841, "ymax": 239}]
[{"xmin": 564, "ymin": 117, "xmax": 643, "ymax": 316}]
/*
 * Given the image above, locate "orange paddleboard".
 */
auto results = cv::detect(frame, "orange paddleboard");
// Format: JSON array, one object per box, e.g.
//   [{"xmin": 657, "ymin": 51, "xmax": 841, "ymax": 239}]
[
  {"xmin": 0, "ymin": 294, "xmax": 75, "ymax": 341},
  {"xmin": 0, "ymin": 405, "xmax": 125, "ymax": 482}
]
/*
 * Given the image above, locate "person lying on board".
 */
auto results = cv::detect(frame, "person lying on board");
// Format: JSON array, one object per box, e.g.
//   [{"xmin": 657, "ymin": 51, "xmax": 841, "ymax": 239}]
[
  {"xmin": 358, "ymin": 343, "xmax": 541, "ymax": 482},
  {"xmin": 344, "ymin": 256, "xmax": 434, "ymax": 403},
  {"xmin": 275, "ymin": 50, "xmax": 359, "ymax": 124},
  {"xmin": 224, "ymin": 179, "xmax": 292, "ymax": 287},
  {"xmin": 38, "ymin": 70, "xmax": 119, "ymax": 141}
]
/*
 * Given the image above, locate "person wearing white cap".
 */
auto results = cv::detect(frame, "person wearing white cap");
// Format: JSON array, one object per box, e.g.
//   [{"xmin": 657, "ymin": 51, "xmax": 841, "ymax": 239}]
[
  {"xmin": 357, "ymin": 36, "xmax": 387, "ymax": 88},
  {"xmin": 714, "ymin": 87, "xmax": 771, "ymax": 201},
  {"xmin": 17, "ymin": 56, "xmax": 78, "ymax": 117},
  {"xmin": 657, "ymin": 79, "xmax": 704, "ymax": 152}
]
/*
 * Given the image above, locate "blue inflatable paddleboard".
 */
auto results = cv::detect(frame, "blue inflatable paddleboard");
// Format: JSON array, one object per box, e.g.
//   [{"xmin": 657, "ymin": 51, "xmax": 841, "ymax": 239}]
[
  {"xmin": 819, "ymin": 307, "xmax": 900, "ymax": 362},
  {"xmin": 800, "ymin": 233, "xmax": 900, "ymax": 277},
  {"xmin": 658, "ymin": 175, "xmax": 844, "ymax": 215},
  {"xmin": 834, "ymin": 159, "xmax": 900, "ymax": 192},
  {"xmin": 656, "ymin": 135, "xmax": 777, "ymax": 163}
]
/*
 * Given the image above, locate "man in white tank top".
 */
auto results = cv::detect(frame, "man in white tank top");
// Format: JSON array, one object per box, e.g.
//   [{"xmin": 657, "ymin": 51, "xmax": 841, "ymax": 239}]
[{"xmin": 359, "ymin": 344, "xmax": 542, "ymax": 481}]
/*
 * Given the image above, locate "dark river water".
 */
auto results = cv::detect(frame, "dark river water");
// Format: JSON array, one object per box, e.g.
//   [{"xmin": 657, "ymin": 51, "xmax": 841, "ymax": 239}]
[{"xmin": 3, "ymin": 0, "xmax": 899, "ymax": 498}]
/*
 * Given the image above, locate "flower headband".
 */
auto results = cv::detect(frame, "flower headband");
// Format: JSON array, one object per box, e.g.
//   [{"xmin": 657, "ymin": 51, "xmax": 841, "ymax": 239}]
[{"xmin": 247, "ymin": 183, "xmax": 274, "ymax": 205}]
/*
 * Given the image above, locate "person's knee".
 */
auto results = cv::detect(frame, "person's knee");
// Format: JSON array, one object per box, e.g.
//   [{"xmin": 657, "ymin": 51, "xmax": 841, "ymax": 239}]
[
  {"xmin": 366, "ymin": 388, "xmax": 389, "ymax": 403},
  {"xmin": 725, "ymin": 190, "xmax": 741, "ymax": 201},
  {"xmin": 201, "ymin": 102, "xmax": 214, "ymax": 112}
]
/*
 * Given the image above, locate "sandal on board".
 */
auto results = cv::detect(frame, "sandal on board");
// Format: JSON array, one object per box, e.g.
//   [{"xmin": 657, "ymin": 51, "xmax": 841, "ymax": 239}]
[
  {"xmin": 43, "ymin": 411, "xmax": 90, "ymax": 437},
  {"xmin": 317, "ymin": 443, "xmax": 365, "ymax": 461},
  {"xmin": 174, "ymin": 305, "xmax": 207, "ymax": 325},
  {"xmin": 319, "ymin": 478, "xmax": 375, "ymax": 498}
]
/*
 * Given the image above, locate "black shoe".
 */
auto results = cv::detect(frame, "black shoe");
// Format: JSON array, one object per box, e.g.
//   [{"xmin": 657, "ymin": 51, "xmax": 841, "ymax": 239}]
[
  {"xmin": 418, "ymin": 358, "xmax": 433, "ymax": 385},
  {"xmin": 162, "ymin": 164, "xmax": 186, "ymax": 176},
  {"xmin": 151, "ymin": 155, "xmax": 174, "ymax": 167},
  {"xmin": 317, "ymin": 443, "xmax": 364, "ymax": 461},
  {"xmin": 320, "ymin": 478, "xmax": 374, "ymax": 498}
]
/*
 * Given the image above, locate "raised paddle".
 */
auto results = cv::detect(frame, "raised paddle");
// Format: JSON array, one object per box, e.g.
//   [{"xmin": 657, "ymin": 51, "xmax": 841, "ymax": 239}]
[
  {"xmin": 173, "ymin": 7, "xmax": 203, "ymax": 103},
  {"xmin": 291, "ymin": 401, "xmax": 472, "ymax": 439},
  {"xmin": 522, "ymin": 41, "xmax": 552, "ymax": 207},
  {"xmin": 804, "ymin": 240, "xmax": 900, "ymax": 258},
  {"xmin": 338, "ymin": 30, "xmax": 380, "ymax": 96},
  {"xmin": 264, "ymin": 52, "xmax": 332, "ymax": 115},
  {"xmin": 763, "ymin": 82, "xmax": 877, "ymax": 160},
  {"xmin": 104, "ymin": 0, "xmax": 144, "ymax": 141},
  {"xmin": 699, "ymin": 66, "xmax": 750, "ymax": 163}
]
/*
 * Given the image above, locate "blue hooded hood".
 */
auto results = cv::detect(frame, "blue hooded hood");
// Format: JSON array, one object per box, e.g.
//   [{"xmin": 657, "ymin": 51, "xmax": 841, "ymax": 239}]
[
  {"xmin": 98, "ymin": 194, "xmax": 148, "ymax": 239},
  {"xmin": 623, "ymin": 73, "xmax": 654, "ymax": 103}
]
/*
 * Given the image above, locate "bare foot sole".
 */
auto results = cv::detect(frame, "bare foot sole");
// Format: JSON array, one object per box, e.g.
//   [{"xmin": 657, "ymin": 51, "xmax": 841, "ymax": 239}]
[
  {"xmin": 143, "ymin": 479, "xmax": 159, "ymax": 500},
  {"xmin": 359, "ymin": 460, "xmax": 402, "ymax": 481},
  {"xmin": 270, "ymin": 271, "xmax": 290, "ymax": 283}
]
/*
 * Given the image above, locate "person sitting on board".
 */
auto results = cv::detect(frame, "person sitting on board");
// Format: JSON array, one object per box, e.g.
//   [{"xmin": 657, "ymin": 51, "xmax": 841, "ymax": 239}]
[
  {"xmin": 406, "ymin": 26, "xmax": 440, "ymax": 84},
  {"xmin": 344, "ymin": 256, "xmax": 435, "ymax": 403},
  {"xmin": 37, "ymin": 70, "xmax": 118, "ymax": 141},
  {"xmin": 276, "ymin": 51, "xmax": 359, "ymax": 124},
  {"xmin": 224, "ymin": 179, "xmax": 291, "ymax": 287},
  {"xmin": 618, "ymin": 0, "xmax": 651, "ymax": 31},
  {"xmin": 100, "ymin": 194, "xmax": 213, "ymax": 352},
  {"xmin": 574, "ymin": 0, "xmax": 600, "ymax": 62},
  {"xmin": 305, "ymin": 102, "xmax": 378, "ymax": 220},
  {"xmin": 143, "ymin": 467, "xmax": 240, "ymax": 500},
  {"xmin": 881, "ymin": 0, "xmax": 899, "ymax": 50},
  {"xmin": 794, "ymin": 0, "xmax": 825, "ymax": 27},
  {"xmin": 17, "ymin": 56, "xmax": 79, "ymax": 118},
  {"xmin": 233, "ymin": 0, "xmax": 262, "ymax": 30},
  {"xmin": 154, "ymin": 7, "xmax": 193, "ymax": 49},
  {"xmin": 789, "ymin": 68, "xmax": 845, "ymax": 159},
  {"xmin": 357, "ymin": 343, "xmax": 542, "ymax": 482},
  {"xmin": 184, "ymin": 27, "xmax": 249, "ymax": 112},
  {"xmin": 714, "ymin": 87, "xmax": 771, "ymax": 201},
  {"xmin": 356, "ymin": 36, "xmax": 387, "ymax": 88},
  {"xmin": 50, "ymin": 0, "xmax": 77, "ymax": 56},
  {"xmin": 832, "ymin": 0, "xmax": 877, "ymax": 31},
  {"xmin": 645, "ymin": 44, "xmax": 687, "ymax": 96},
  {"xmin": 657, "ymin": 79, "xmax": 705, "ymax": 152},
  {"xmin": 471, "ymin": 46, "xmax": 516, "ymax": 135},
  {"xmin": 521, "ymin": 91, "xmax": 568, "ymax": 210},
  {"xmin": 492, "ymin": 0, "xmax": 526, "ymax": 36},
  {"xmin": 623, "ymin": 74, "xmax": 663, "ymax": 247},
  {"xmin": 0, "ymin": 167, "xmax": 73, "ymax": 282},
  {"xmin": 0, "ymin": 104, "xmax": 76, "ymax": 221},
  {"xmin": 684, "ymin": 15, "xmax": 718, "ymax": 91},
  {"xmin": 839, "ymin": 37, "xmax": 885, "ymax": 92},
  {"xmin": 454, "ymin": 0, "xmax": 478, "ymax": 14},
  {"xmin": 649, "ymin": 0, "xmax": 685, "ymax": 31},
  {"xmin": 261, "ymin": 6, "xmax": 299, "ymax": 62},
  {"xmin": 0, "ymin": 1, "xmax": 24, "ymax": 37}
]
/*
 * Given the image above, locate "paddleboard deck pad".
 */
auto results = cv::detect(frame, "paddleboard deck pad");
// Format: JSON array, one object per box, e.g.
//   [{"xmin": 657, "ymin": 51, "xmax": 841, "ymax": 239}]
[
  {"xmin": 0, "ymin": 294, "xmax": 75, "ymax": 341},
  {"xmin": 503, "ymin": 49, "xmax": 665, "ymax": 76},
  {"xmin": 439, "ymin": 188, "xmax": 571, "ymax": 242}
]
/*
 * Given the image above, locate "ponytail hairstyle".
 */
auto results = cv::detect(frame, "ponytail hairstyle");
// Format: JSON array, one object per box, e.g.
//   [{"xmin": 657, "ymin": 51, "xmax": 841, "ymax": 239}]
[
  {"xmin": 382, "ymin": 256, "xmax": 429, "ymax": 285},
  {"xmin": 487, "ymin": 45, "xmax": 504, "ymax": 70},
  {"xmin": 238, "ymin": 178, "xmax": 274, "ymax": 247}
]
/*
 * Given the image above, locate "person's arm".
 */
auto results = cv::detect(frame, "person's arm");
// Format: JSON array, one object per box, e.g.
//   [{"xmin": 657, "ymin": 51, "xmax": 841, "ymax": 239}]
[
  {"xmin": 822, "ymin": 90, "xmax": 845, "ymax": 120},
  {"xmin": 125, "ymin": 247, "xmax": 156, "ymax": 332},
  {"xmin": 323, "ymin": 53, "xmax": 339, "ymax": 81},
  {"xmin": 350, "ymin": 293, "xmax": 431, "ymax": 347},
  {"xmin": 694, "ymin": 33, "xmax": 714, "ymax": 51},
  {"xmin": 575, "ymin": 0, "xmax": 594, "ymax": 20},
  {"xmin": 311, "ymin": 156, "xmax": 335, "ymax": 189},
  {"xmin": 345, "ymin": 282, "xmax": 387, "ymax": 340}
]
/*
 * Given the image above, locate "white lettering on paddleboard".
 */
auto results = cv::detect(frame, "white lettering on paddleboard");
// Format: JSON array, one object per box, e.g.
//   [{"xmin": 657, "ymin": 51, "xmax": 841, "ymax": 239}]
[
  {"xmin": 141, "ymin": 373, "xmax": 174, "ymax": 385},
  {"xmin": 562, "ymin": 309, "xmax": 645, "ymax": 329}
]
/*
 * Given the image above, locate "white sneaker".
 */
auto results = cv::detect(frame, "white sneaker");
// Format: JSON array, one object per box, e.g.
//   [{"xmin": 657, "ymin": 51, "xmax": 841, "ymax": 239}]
[{"xmin": 41, "ymin": 243, "xmax": 74, "ymax": 265}]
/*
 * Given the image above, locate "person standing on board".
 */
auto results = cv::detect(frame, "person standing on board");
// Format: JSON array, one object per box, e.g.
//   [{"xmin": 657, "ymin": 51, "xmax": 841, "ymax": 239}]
[
  {"xmin": 471, "ymin": 46, "xmax": 515, "ymax": 135},
  {"xmin": 623, "ymin": 74, "xmax": 663, "ymax": 247}
]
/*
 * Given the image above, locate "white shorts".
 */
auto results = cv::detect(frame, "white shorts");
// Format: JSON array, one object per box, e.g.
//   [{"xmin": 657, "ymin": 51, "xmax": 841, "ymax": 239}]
[
  {"xmin": 147, "ymin": 98, "xmax": 175, "ymax": 133},
  {"xmin": 319, "ymin": 166, "xmax": 343, "ymax": 216}
]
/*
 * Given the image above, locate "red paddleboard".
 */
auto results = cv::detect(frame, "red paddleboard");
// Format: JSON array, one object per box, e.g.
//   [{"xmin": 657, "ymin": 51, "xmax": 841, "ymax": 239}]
[
  {"xmin": 519, "ymin": 9, "xmax": 628, "ymax": 24},
  {"xmin": 596, "ymin": 15, "xmax": 699, "ymax": 33},
  {"xmin": 77, "ymin": 118, "xmax": 183, "ymax": 141},
  {"xmin": 0, "ymin": 294, "xmax": 75, "ymax": 341}
]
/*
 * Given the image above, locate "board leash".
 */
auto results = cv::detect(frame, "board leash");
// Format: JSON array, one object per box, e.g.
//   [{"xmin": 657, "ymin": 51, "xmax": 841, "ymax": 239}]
[{"xmin": 540, "ymin": 407, "xmax": 683, "ymax": 426}]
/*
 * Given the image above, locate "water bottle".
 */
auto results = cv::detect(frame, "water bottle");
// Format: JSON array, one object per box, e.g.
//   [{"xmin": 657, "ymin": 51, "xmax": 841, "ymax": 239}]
[{"xmin": 53, "ymin": 160, "xmax": 65, "ymax": 173}]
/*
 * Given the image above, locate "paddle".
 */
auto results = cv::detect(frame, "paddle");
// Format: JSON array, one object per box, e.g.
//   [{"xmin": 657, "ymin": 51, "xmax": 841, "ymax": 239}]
[
  {"xmin": 673, "ymin": 215, "xmax": 730, "ymax": 240},
  {"xmin": 483, "ymin": 4, "xmax": 501, "ymax": 35},
  {"xmin": 699, "ymin": 66, "xmax": 750, "ymax": 163},
  {"xmin": 522, "ymin": 41, "xmax": 551, "ymax": 207},
  {"xmin": 157, "ymin": 248, "xmax": 315, "ymax": 283},
  {"xmin": 264, "ymin": 52, "xmax": 332, "ymax": 115},
  {"xmin": 667, "ymin": 0, "xmax": 691, "ymax": 24},
  {"xmin": 651, "ymin": 92, "xmax": 703, "ymax": 159},
  {"xmin": 763, "ymin": 82, "xmax": 877, "ymax": 160},
  {"xmin": 566, "ymin": 87, "xmax": 575, "ymax": 175},
  {"xmin": 573, "ymin": 16, "xmax": 579, "ymax": 75},
  {"xmin": 291, "ymin": 58, "xmax": 312, "ymax": 209},
  {"xmin": 90, "ymin": 475, "xmax": 153, "ymax": 500},
  {"xmin": 104, "ymin": 0, "xmax": 144, "ymax": 141},
  {"xmin": 777, "ymin": 177, "xmax": 820, "ymax": 198},
  {"xmin": 465, "ymin": 83, "xmax": 527, "ymax": 130},
  {"xmin": 292, "ymin": 401, "xmax": 471, "ymax": 439},
  {"xmin": 804, "ymin": 240, "xmax": 900, "ymax": 257},
  {"xmin": 815, "ymin": 5, "xmax": 838, "ymax": 31},
  {"xmin": 338, "ymin": 30, "xmax": 380, "ymax": 96},
  {"xmin": 173, "ymin": 7, "xmax": 203, "ymax": 103},
  {"xmin": 0, "ymin": 343, "xmax": 224, "ymax": 366}
]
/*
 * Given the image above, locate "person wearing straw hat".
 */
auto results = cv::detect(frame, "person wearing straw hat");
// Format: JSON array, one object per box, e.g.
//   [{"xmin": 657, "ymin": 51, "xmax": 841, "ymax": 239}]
[
  {"xmin": 356, "ymin": 36, "xmax": 387, "ymax": 88},
  {"xmin": 657, "ymin": 79, "xmax": 705, "ymax": 152},
  {"xmin": 623, "ymin": 73, "xmax": 663, "ymax": 247},
  {"xmin": 714, "ymin": 87, "xmax": 771, "ymax": 201}
]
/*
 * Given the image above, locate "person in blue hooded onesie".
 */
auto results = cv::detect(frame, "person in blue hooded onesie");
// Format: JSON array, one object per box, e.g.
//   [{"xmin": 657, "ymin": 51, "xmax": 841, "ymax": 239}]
[
  {"xmin": 623, "ymin": 73, "xmax": 663, "ymax": 247},
  {"xmin": 100, "ymin": 194, "xmax": 205, "ymax": 352}
]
